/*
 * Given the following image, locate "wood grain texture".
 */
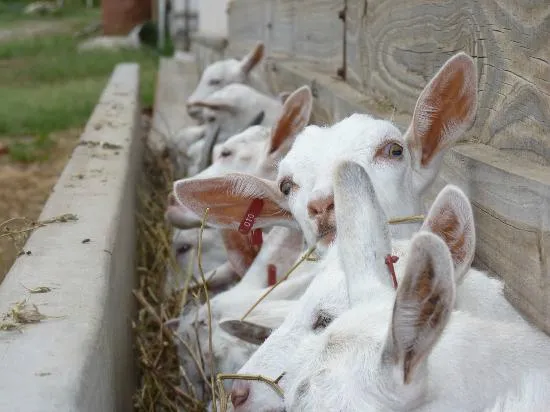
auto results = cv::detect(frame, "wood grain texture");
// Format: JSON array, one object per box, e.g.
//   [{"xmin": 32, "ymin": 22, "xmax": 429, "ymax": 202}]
[
  {"xmin": 347, "ymin": 0, "xmax": 550, "ymax": 166},
  {"xmin": 229, "ymin": 0, "xmax": 550, "ymax": 165}
]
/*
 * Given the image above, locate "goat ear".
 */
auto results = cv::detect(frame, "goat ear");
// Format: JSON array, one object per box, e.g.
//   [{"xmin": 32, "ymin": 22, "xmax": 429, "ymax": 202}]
[
  {"xmin": 220, "ymin": 229, "xmax": 261, "ymax": 277},
  {"xmin": 406, "ymin": 53, "xmax": 477, "ymax": 186},
  {"xmin": 164, "ymin": 318, "xmax": 180, "ymax": 331},
  {"xmin": 268, "ymin": 85, "xmax": 313, "ymax": 158},
  {"xmin": 421, "ymin": 185, "xmax": 475, "ymax": 284},
  {"xmin": 334, "ymin": 161, "xmax": 393, "ymax": 303},
  {"xmin": 246, "ymin": 110, "xmax": 265, "ymax": 128},
  {"xmin": 383, "ymin": 232, "xmax": 455, "ymax": 385},
  {"xmin": 278, "ymin": 91, "xmax": 291, "ymax": 103},
  {"xmin": 189, "ymin": 100, "xmax": 237, "ymax": 114},
  {"xmin": 240, "ymin": 42, "xmax": 264, "ymax": 75},
  {"xmin": 165, "ymin": 192, "xmax": 202, "ymax": 229},
  {"xmin": 219, "ymin": 319, "xmax": 272, "ymax": 345},
  {"xmin": 173, "ymin": 174, "xmax": 294, "ymax": 230}
]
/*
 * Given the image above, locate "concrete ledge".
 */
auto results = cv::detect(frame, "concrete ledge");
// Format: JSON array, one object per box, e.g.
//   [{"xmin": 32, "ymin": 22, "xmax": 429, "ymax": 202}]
[
  {"xmin": 148, "ymin": 57, "xmax": 198, "ymax": 155},
  {"xmin": 0, "ymin": 64, "xmax": 143, "ymax": 411}
]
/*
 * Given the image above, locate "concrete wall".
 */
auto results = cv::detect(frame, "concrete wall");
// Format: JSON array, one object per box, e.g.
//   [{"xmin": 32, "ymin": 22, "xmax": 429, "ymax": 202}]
[{"xmin": 0, "ymin": 63, "xmax": 142, "ymax": 412}]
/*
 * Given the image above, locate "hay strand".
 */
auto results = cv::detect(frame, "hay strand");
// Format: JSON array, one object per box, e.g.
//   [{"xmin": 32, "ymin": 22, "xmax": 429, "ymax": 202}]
[
  {"xmin": 197, "ymin": 207, "xmax": 217, "ymax": 412},
  {"xmin": 240, "ymin": 245, "xmax": 317, "ymax": 321}
]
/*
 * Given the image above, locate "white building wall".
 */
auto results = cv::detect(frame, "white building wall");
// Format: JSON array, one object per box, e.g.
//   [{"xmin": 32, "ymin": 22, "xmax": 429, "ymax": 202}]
[{"xmin": 198, "ymin": 0, "xmax": 229, "ymax": 37}]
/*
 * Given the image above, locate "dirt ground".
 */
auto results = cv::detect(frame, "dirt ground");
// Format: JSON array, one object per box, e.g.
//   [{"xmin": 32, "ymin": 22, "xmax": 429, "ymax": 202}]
[{"xmin": 0, "ymin": 129, "xmax": 81, "ymax": 280}]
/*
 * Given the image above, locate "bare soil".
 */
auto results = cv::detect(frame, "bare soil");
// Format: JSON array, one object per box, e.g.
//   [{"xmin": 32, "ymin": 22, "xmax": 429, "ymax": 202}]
[{"xmin": 0, "ymin": 128, "xmax": 81, "ymax": 280}]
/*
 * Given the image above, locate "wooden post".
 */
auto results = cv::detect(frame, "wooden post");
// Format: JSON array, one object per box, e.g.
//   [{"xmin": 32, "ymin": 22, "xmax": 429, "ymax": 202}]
[
  {"xmin": 157, "ymin": 0, "xmax": 166, "ymax": 50},
  {"xmin": 101, "ymin": 0, "xmax": 152, "ymax": 36}
]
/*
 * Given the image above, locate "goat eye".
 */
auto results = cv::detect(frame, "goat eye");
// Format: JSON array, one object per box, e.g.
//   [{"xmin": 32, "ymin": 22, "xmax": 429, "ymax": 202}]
[
  {"xmin": 279, "ymin": 178, "xmax": 294, "ymax": 196},
  {"xmin": 208, "ymin": 79, "xmax": 221, "ymax": 86},
  {"xmin": 220, "ymin": 149, "xmax": 232, "ymax": 158},
  {"xmin": 206, "ymin": 116, "xmax": 216, "ymax": 123},
  {"xmin": 177, "ymin": 243, "xmax": 192, "ymax": 254},
  {"xmin": 312, "ymin": 311, "xmax": 333, "ymax": 332},
  {"xmin": 383, "ymin": 142, "xmax": 404, "ymax": 159}
]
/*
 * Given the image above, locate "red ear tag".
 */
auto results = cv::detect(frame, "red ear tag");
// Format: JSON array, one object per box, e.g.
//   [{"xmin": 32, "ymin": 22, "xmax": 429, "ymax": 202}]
[
  {"xmin": 251, "ymin": 228, "xmax": 263, "ymax": 247},
  {"xmin": 384, "ymin": 255, "xmax": 399, "ymax": 290},
  {"xmin": 267, "ymin": 264, "xmax": 277, "ymax": 286},
  {"xmin": 238, "ymin": 198, "xmax": 264, "ymax": 235}
]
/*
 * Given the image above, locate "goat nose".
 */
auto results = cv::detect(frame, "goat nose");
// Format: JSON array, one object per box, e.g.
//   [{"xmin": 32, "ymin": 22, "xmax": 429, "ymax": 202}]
[
  {"xmin": 307, "ymin": 195, "xmax": 335, "ymax": 217},
  {"xmin": 231, "ymin": 381, "xmax": 250, "ymax": 408}
]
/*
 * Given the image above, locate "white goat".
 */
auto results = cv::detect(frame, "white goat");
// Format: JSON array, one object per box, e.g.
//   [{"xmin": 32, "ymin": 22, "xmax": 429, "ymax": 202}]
[
  {"xmin": 168, "ymin": 85, "xmax": 313, "ymax": 230},
  {"xmin": 167, "ymin": 226, "xmax": 314, "ymax": 401},
  {"xmin": 177, "ymin": 94, "xmax": 289, "ymax": 178},
  {"xmin": 171, "ymin": 124, "xmax": 208, "ymax": 178},
  {"xmin": 224, "ymin": 161, "xmax": 525, "ymax": 411},
  {"xmin": 172, "ymin": 53, "xmax": 523, "ymax": 410},
  {"xmin": 187, "ymin": 42, "xmax": 269, "ymax": 120},
  {"xmin": 283, "ymin": 169, "xmax": 550, "ymax": 411},
  {"xmin": 185, "ymin": 83, "xmax": 284, "ymax": 175},
  {"xmin": 164, "ymin": 227, "xmax": 234, "ymax": 296},
  {"xmin": 174, "ymin": 52, "xmax": 478, "ymax": 256},
  {"xmin": 166, "ymin": 86, "xmax": 314, "ymax": 398}
]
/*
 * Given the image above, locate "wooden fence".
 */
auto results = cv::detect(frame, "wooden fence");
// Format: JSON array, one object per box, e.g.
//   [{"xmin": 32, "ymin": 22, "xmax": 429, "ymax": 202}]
[{"xmin": 192, "ymin": 0, "xmax": 550, "ymax": 334}]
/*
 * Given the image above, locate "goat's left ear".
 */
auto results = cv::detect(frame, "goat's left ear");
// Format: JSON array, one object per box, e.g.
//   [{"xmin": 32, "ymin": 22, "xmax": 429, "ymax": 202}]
[
  {"xmin": 220, "ymin": 319, "xmax": 272, "ymax": 345},
  {"xmin": 382, "ymin": 232, "xmax": 455, "ymax": 385},
  {"xmin": 420, "ymin": 184, "xmax": 475, "ymax": 284},
  {"xmin": 220, "ymin": 229, "xmax": 261, "ymax": 277},
  {"xmin": 406, "ymin": 52, "xmax": 477, "ymax": 188},
  {"xmin": 240, "ymin": 42, "xmax": 265, "ymax": 75},
  {"xmin": 268, "ymin": 85, "xmax": 313, "ymax": 158},
  {"xmin": 165, "ymin": 192, "xmax": 201, "ymax": 229}
]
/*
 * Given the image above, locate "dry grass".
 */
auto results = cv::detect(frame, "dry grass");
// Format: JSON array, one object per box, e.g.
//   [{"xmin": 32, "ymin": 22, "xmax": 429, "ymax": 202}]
[{"xmin": 133, "ymin": 136, "xmax": 208, "ymax": 412}]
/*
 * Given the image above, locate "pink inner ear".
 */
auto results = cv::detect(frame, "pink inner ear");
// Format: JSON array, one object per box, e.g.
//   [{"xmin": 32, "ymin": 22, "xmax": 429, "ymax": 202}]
[
  {"xmin": 269, "ymin": 87, "xmax": 312, "ymax": 154},
  {"xmin": 425, "ymin": 206, "xmax": 467, "ymax": 265},
  {"xmin": 412, "ymin": 54, "xmax": 477, "ymax": 167},
  {"xmin": 241, "ymin": 43, "xmax": 264, "ymax": 74},
  {"xmin": 173, "ymin": 175, "xmax": 292, "ymax": 228},
  {"xmin": 221, "ymin": 229, "xmax": 260, "ymax": 276}
]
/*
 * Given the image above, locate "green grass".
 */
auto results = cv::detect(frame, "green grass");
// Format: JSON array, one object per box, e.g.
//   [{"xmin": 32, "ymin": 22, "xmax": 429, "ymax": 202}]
[
  {"xmin": 0, "ymin": 10, "xmax": 160, "ymax": 144},
  {"xmin": 0, "ymin": 1, "xmax": 97, "ymax": 25}
]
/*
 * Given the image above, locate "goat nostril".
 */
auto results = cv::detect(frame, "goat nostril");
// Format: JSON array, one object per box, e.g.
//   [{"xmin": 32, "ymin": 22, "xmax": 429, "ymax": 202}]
[
  {"xmin": 231, "ymin": 384, "xmax": 250, "ymax": 408},
  {"xmin": 307, "ymin": 196, "xmax": 335, "ymax": 217}
]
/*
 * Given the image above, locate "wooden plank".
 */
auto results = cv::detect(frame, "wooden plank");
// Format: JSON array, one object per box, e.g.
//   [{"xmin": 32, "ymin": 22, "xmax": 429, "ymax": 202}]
[
  {"xmin": 228, "ymin": 0, "xmax": 343, "ymax": 73},
  {"xmin": 227, "ymin": 0, "xmax": 267, "ymax": 52},
  {"xmin": 229, "ymin": 0, "xmax": 550, "ymax": 164},
  {"xmin": 220, "ymin": 53, "xmax": 550, "ymax": 333},
  {"xmin": 346, "ymin": 0, "xmax": 550, "ymax": 165}
]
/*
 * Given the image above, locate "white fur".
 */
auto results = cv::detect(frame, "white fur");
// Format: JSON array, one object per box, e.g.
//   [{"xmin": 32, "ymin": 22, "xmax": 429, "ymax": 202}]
[
  {"xmin": 164, "ymin": 227, "xmax": 230, "ymax": 295},
  {"xmin": 193, "ymin": 125, "xmax": 272, "ymax": 179},
  {"xmin": 173, "ymin": 227, "xmax": 314, "ymax": 400},
  {"xmin": 284, "ymin": 230, "xmax": 550, "ymax": 411},
  {"xmin": 172, "ymin": 125, "xmax": 208, "ymax": 178},
  {"xmin": 229, "ymin": 170, "xmax": 523, "ymax": 411},
  {"xmin": 484, "ymin": 371, "xmax": 550, "ymax": 412},
  {"xmin": 187, "ymin": 42, "xmax": 269, "ymax": 119},
  {"xmin": 198, "ymin": 83, "xmax": 283, "ymax": 145}
]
